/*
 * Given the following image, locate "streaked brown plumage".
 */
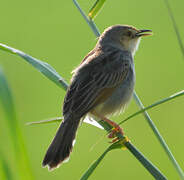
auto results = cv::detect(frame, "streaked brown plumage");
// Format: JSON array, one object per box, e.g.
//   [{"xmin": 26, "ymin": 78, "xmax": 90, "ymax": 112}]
[{"xmin": 42, "ymin": 25, "xmax": 152, "ymax": 170}]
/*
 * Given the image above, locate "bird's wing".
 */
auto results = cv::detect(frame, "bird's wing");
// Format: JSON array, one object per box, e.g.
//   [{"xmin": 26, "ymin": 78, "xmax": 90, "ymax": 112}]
[{"xmin": 63, "ymin": 48, "xmax": 132, "ymax": 118}]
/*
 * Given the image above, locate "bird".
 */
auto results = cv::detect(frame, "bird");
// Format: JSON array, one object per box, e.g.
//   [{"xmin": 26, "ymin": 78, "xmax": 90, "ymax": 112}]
[{"xmin": 42, "ymin": 24, "xmax": 152, "ymax": 170}]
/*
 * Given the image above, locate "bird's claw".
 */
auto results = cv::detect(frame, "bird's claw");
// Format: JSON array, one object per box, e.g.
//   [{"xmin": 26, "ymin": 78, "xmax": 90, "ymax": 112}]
[{"xmin": 108, "ymin": 126, "xmax": 124, "ymax": 143}]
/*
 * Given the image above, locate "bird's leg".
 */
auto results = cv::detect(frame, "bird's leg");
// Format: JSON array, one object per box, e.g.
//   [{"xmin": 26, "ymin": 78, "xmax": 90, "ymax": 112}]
[
  {"xmin": 101, "ymin": 116, "xmax": 124, "ymax": 141},
  {"xmin": 91, "ymin": 111, "xmax": 124, "ymax": 143}
]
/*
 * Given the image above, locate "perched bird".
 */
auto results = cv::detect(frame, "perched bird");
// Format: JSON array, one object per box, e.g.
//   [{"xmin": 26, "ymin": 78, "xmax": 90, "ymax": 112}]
[{"xmin": 42, "ymin": 25, "xmax": 152, "ymax": 170}]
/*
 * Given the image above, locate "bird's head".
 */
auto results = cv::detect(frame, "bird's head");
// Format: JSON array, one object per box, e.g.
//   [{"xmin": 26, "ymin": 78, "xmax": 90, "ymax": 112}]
[{"xmin": 99, "ymin": 25, "xmax": 152, "ymax": 55}]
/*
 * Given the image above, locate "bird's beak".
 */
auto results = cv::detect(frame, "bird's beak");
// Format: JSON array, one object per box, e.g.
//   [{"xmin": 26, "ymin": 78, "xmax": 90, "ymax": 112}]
[{"xmin": 136, "ymin": 29, "xmax": 152, "ymax": 37}]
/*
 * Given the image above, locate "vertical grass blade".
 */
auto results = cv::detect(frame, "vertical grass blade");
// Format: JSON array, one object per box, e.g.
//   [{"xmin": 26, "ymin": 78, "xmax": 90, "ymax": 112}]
[
  {"xmin": 1, "ymin": 1, "xmax": 183, "ymax": 178},
  {"xmin": 163, "ymin": 0, "xmax": 184, "ymax": 59},
  {"xmin": 0, "ymin": 42, "xmax": 168, "ymax": 178},
  {"xmin": 0, "ymin": 67, "xmax": 34, "ymax": 180},
  {"xmin": 125, "ymin": 141, "xmax": 167, "ymax": 180},
  {"xmin": 88, "ymin": 0, "xmax": 106, "ymax": 19},
  {"xmin": 133, "ymin": 92, "xmax": 184, "ymax": 179},
  {"xmin": 73, "ymin": 0, "xmax": 184, "ymax": 179},
  {"xmin": 0, "ymin": 151, "xmax": 13, "ymax": 180},
  {"xmin": 73, "ymin": 0, "xmax": 100, "ymax": 37}
]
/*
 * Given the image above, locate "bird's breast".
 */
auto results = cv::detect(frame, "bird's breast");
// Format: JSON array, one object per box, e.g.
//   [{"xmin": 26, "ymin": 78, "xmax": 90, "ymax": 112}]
[{"xmin": 93, "ymin": 66, "xmax": 135, "ymax": 117}]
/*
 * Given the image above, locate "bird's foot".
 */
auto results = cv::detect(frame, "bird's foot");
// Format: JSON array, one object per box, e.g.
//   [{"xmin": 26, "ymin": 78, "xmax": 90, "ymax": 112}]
[
  {"xmin": 90, "ymin": 112, "xmax": 124, "ymax": 143},
  {"xmin": 101, "ymin": 117, "xmax": 124, "ymax": 143}
]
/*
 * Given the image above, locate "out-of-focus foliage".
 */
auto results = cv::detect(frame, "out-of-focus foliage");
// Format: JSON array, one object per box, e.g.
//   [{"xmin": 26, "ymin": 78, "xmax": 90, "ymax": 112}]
[{"xmin": 0, "ymin": 0, "xmax": 183, "ymax": 179}]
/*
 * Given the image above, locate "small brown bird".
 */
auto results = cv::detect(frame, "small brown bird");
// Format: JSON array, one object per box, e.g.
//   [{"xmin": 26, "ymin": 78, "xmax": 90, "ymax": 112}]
[{"xmin": 42, "ymin": 25, "xmax": 152, "ymax": 170}]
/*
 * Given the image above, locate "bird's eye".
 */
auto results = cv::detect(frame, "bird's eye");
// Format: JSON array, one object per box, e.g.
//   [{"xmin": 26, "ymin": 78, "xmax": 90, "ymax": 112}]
[{"xmin": 127, "ymin": 31, "xmax": 132, "ymax": 37}]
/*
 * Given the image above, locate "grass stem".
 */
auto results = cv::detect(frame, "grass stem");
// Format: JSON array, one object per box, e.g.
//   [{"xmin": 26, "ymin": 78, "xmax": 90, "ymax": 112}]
[{"xmin": 72, "ymin": 0, "xmax": 184, "ymax": 179}]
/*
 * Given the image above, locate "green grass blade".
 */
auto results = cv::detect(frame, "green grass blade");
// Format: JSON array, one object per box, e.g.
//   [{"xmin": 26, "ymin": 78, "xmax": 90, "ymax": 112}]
[
  {"xmin": 73, "ymin": 0, "xmax": 181, "ymax": 179},
  {"xmin": 0, "ymin": 42, "xmax": 103, "ymax": 129},
  {"xmin": 27, "ymin": 117, "xmax": 63, "ymax": 125},
  {"xmin": 133, "ymin": 92, "xmax": 184, "ymax": 179},
  {"xmin": 73, "ymin": 0, "xmax": 100, "ymax": 37},
  {"xmin": 28, "ymin": 114, "xmax": 167, "ymax": 179},
  {"xmin": 163, "ymin": 0, "xmax": 184, "ymax": 59},
  {"xmin": 0, "ymin": 151, "xmax": 13, "ymax": 180},
  {"xmin": 80, "ymin": 141, "xmax": 123, "ymax": 180},
  {"xmin": 119, "ymin": 90, "xmax": 184, "ymax": 125},
  {"xmin": 0, "ymin": 67, "xmax": 18, "ymax": 146},
  {"xmin": 0, "ymin": 67, "xmax": 34, "ymax": 180},
  {"xmin": 27, "ymin": 116, "xmax": 104, "ymax": 129},
  {"xmin": 81, "ymin": 138, "xmax": 167, "ymax": 180},
  {"xmin": 125, "ymin": 141, "xmax": 167, "ymax": 180},
  {"xmin": 80, "ymin": 147, "xmax": 110, "ymax": 180},
  {"xmin": 88, "ymin": 0, "xmax": 106, "ymax": 19},
  {"xmin": 0, "ymin": 2, "xmax": 181, "ymax": 178},
  {"xmin": 0, "ymin": 39, "xmax": 168, "ymax": 179},
  {"xmin": 27, "ymin": 117, "xmax": 167, "ymax": 179},
  {"xmin": 0, "ymin": 43, "xmax": 68, "ymax": 90},
  {"xmin": 162, "ymin": 2, "xmax": 184, "ymax": 176}
]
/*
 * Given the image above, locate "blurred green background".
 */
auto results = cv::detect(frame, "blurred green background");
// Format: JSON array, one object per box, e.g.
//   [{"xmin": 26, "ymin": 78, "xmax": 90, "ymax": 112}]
[{"xmin": 0, "ymin": 0, "xmax": 184, "ymax": 179}]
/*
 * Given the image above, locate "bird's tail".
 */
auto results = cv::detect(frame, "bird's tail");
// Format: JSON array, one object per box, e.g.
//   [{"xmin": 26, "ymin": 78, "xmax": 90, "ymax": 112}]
[{"xmin": 42, "ymin": 116, "xmax": 80, "ymax": 170}]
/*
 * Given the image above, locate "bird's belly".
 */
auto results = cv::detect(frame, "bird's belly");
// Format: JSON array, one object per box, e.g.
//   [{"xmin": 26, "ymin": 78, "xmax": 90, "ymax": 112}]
[{"xmin": 94, "ymin": 71, "xmax": 135, "ymax": 117}]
